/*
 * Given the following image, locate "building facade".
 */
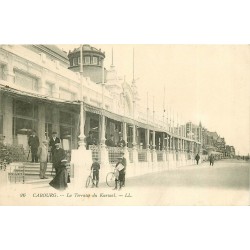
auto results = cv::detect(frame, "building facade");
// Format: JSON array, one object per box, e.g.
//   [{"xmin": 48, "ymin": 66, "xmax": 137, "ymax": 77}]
[{"xmin": 1, "ymin": 44, "xmax": 212, "ymax": 178}]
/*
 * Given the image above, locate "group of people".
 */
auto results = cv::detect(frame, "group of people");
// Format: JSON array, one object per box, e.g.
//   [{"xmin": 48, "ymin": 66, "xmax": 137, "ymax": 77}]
[
  {"xmin": 28, "ymin": 131, "xmax": 69, "ymax": 190},
  {"xmin": 195, "ymin": 153, "xmax": 215, "ymax": 166},
  {"xmin": 90, "ymin": 152, "xmax": 127, "ymax": 190},
  {"xmin": 86, "ymin": 131, "xmax": 126, "ymax": 149}
]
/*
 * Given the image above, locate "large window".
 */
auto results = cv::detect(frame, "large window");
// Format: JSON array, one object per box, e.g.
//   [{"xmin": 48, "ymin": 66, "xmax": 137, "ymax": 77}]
[
  {"xmin": 59, "ymin": 111, "xmax": 75, "ymax": 150},
  {"xmin": 13, "ymin": 100, "xmax": 38, "ymax": 147},
  {"xmin": 14, "ymin": 99, "xmax": 38, "ymax": 119},
  {"xmin": 45, "ymin": 105, "xmax": 53, "ymax": 140},
  {"xmin": 15, "ymin": 70, "xmax": 38, "ymax": 91}
]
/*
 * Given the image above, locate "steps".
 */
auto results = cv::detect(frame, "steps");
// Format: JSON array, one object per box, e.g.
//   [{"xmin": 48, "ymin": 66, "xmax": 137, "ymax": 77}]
[
  {"xmin": 8, "ymin": 162, "xmax": 56, "ymax": 183},
  {"xmin": 22, "ymin": 162, "xmax": 55, "ymax": 176}
]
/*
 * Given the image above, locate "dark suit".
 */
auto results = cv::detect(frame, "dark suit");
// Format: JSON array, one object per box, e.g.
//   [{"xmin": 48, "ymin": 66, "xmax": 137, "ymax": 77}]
[
  {"xmin": 121, "ymin": 157, "xmax": 127, "ymax": 186},
  {"xmin": 86, "ymin": 136, "xmax": 97, "ymax": 150},
  {"xmin": 52, "ymin": 148, "xmax": 66, "ymax": 174},
  {"xmin": 28, "ymin": 135, "xmax": 40, "ymax": 162},
  {"xmin": 49, "ymin": 137, "xmax": 60, "ymax": 159},
  {"xmin": 91, "ymin": 162, "xmax": 100, "ymax": 187}
]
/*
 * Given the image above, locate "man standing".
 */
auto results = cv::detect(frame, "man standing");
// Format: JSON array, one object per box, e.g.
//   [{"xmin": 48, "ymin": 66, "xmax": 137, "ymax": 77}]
[
  {"xmin": 52, "ymin": 143, "xmax": 66, "ymax": 174},
  {"xmin": 209, "ymin": 154, "xmax": 215, "ymax": 166},
  {"xmin": 105, "ymin": 134, "xmax": 115, "ymax": 147},
  {"xmin": 120, "ymin": 152, "xmax": 127, "ymax": 187},
  {"xmin": 113, "ymin": 156, "xmax": 125, "ymax": 190},
  {"xmin": 28, "ymin": 131, "xmax": 39, "ymax": 163},
  {"xmin": 49, "ymin": 132, "xmax": 60, "ymax": 161},
  {"xmin": 195, "ymin": 153, "xmax": 200, "ymax": 165},
  {"xmin": 85, "ymin": 131, "xmax": 97, "ymax": 150},
  {"xmin": 117, "ymin": 136, "xmax": 126, "ymax": 148},
  {"xmin": 91, "ymin": 158, "xmax": 100, "ymax": 188},
  {"xmin": 38, "ymin": 140, "xmax": 48, "ymax": 179}
]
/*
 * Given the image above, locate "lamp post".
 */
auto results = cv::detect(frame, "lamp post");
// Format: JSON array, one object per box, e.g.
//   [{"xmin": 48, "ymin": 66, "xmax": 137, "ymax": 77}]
[
  {"xmin": 100, "ymin": 61, "xmax": 106, "ymax": 146},
  {"xmin": 78, "ymin": 44, "xmax": 86, "ymax": 149}
]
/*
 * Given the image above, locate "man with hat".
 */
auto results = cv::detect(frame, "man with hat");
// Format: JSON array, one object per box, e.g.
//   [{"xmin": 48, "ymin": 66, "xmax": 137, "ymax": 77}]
[
  {"xmin": 86, "ymin": 131, "xmax": 97, "ymax": 150},
  {"xmin": 49, "ymin": 132, "xmax": 60, "ymax": 161},
  {"xmin": 52, "ymin": 142, "xmax": 66, "ymax": 174},
  {"xmin": 37, "ymin": 140, "xmax": 48, "ymax": 179},
  {"xmin": 28, "ymin": 131, "xmax": 40, "ymax": 163},
  {"xmin": 113, "ymin": 152, "xmax": 127, "ymax": 190}
]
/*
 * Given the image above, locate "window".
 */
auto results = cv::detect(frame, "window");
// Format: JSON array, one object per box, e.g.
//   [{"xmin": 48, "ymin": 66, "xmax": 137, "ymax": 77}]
[
  {"xmin": 84, "ymin": 56, "xmax": 90, "ymax": 64},
  {"xmin": 15, "ymin": 71, "xmax": 38, "ymax": 91},
  {"xmin": 60, "ymin": 111, "xmax": 74, "ymax": 125},
  {"xmin": 15, "ymin": 100, "xmax": 34, "ymax": 118},
  {"xmin": 73, "ymin": 57, "xmax": 78, "ymax": 66},
  {"xmin": 92, "ymin": 56, "xmax": 98, "ymax": 65},
  {"xmin": 46, "ymin": 82, "xmax": 53, "ymax": 96},
  {"xmin": 45, "ymin": 106, "xmax": 53, "ymax": 123},
  {"xmin": 0, "ymin": 114, "xmax": 3, "ymax": 135},
  {"xmin": 78, "ymin": 57, "xmax": 81, "ymax": 64},
  {"xmin": 0, "ymin": 65, "xmax": 5, "ymax": 80}
]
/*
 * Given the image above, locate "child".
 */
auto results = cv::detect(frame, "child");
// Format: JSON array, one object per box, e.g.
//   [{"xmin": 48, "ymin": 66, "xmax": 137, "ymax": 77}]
[{"xmin": 91, "ymin": 158, "xmax": 100, "ymax": 188}]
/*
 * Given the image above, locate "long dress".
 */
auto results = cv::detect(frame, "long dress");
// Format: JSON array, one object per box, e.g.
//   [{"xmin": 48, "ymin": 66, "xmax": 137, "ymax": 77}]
[{"xmin": 49, "ymin": 163, "xmax": 68, "ymax": 190}]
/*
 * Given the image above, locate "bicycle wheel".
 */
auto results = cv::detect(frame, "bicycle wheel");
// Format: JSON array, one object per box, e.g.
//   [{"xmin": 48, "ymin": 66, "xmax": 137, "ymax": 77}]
[
  {"xmin": 85, "ymin": 176, "xmax": 92, "ymax": 188},
  {"xmin": 106, "ymin": 172, "xmax": 116, "ymax": 187}
]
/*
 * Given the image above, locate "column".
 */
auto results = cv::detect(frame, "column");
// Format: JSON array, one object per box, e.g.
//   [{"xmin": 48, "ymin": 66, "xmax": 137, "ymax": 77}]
[
  {"xmin": 152, "ymin": 131, "xmax": 157, "ymax": 163},
  {"xmin": 2, "ymin": 95, "xmax": 13, "ymax": 144},
  {"xmin": 100, "ymin": 114, "xmax": 109, "ymax": 166},
  {"xmin": 146, "ymin": 129, "xmax": 151, "ymax": 162},
  {"xmin": 132, "ymin": 124, "xmax": 138, "ymax": 164},
  {"xmin": 37, "ymin": 104, "xmax": 45, "ymax": 142},
  {"xmin": 77, "ymin": 103, "xmax": 86, "ymax": 149},
  {"xmin": 122, "ymin": 121, "xmax": 129, "ymax": 160}
]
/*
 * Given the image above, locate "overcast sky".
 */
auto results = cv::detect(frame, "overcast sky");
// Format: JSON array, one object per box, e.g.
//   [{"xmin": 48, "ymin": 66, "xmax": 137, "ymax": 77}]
[{"xmin": 61, "ymin": 44, "xmax": 250, "ymax": 155}]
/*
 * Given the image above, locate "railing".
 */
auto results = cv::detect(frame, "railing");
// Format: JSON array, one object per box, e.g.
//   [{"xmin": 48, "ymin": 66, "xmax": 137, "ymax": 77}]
[
  {"xmin": 138, "ymin": 149, "xmax": 147, "ymax": 162},
  {"xmin": 156, "ymin": 150, "xmax": 163, "ymax": 162},
  {"xmin": 89, "ymin": 145, "xmax": 101, "ymax": 162},
  {"xmin": 107, "ymin": 147, "xmax": 124, "ymax": 164},
  {"xmin": 8, "ymin": 163, "xmax": 25, "ymax": 184}
]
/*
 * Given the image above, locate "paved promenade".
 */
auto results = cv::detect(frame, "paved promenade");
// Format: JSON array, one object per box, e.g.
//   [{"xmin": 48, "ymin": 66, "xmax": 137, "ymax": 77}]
[{"xmin": 1, "ymin": 159, "xmax": 249, "ymax": 205}]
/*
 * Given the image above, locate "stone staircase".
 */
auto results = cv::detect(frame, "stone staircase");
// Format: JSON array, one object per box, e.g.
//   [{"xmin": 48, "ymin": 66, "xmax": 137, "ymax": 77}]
[
  {"xmin": 8, "ymin": 162, "xmax": 56, "ymax": 183},
  {"xmin": 23, "ymin": 162, "xmax": 55, "ymax": 177}
]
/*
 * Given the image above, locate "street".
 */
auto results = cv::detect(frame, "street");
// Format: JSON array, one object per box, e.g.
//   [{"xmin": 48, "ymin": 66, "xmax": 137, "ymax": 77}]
[
  {"xmin": 1, "ymin": 159, "xmax": 249, "ymax": 205},
  {"xmin": 96, "ymin": 158, "xmax": 249, "ymax": 205}
]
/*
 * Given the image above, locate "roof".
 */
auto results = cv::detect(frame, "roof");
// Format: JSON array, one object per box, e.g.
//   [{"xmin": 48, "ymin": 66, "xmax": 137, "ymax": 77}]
[
  {"xmin": 29, "ymin": 45, "xmax": 69, "ymax": 63},
  {"xmin": 69, "ymin": 44, "xmax": 105, "ymax": 56}
]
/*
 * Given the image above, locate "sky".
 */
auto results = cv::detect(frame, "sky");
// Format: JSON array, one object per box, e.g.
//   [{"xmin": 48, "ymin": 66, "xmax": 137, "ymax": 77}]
[{"xmin": 60, "ymin": 44, "xmax": 250, "ymax": 155}]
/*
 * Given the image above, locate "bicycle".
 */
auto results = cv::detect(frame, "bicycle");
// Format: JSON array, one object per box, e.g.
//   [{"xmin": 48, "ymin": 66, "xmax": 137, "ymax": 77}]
[
  {"xmin": 106, "ymin": 168, "xmax": 118, "ymax": 187},
  {"xmin": 85, "ymin": 170, "xmax": 94, "ymax": 188},
  {"xmin": 106, "ymin": 163, "xmax": 125, "ymax": 187}
]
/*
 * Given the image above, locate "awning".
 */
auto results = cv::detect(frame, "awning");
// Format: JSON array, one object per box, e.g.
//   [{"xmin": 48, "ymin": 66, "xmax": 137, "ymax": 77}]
[
  {"xmin": 0, "ymin": 81, "xmax": 80, "ymax": 108},
  {"xmin": 84, "ymin": 104, "xmax": 102, "ymax": 115}
]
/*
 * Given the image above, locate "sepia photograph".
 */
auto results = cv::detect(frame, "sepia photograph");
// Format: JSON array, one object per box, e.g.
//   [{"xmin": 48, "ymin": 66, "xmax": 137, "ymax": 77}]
[
  {"xmin": 0, "ymin": 44, "xmax": 249, "ymax": 206},
  {"xmin": 1, "ymin": 1, "xmax": 250, "ymax": 250}
]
